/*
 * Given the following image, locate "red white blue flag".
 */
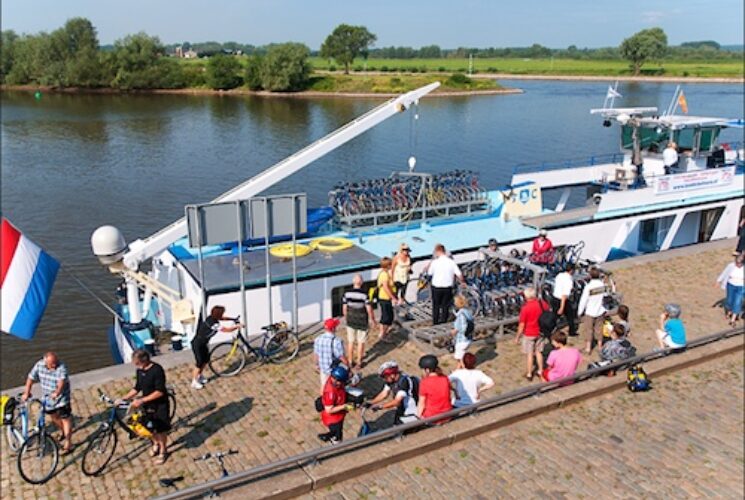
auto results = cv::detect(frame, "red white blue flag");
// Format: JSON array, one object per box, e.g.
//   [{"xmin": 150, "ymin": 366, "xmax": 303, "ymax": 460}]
[{"xmin": 1, "ymin": 218, "xmax": 59, "ymax": 340}]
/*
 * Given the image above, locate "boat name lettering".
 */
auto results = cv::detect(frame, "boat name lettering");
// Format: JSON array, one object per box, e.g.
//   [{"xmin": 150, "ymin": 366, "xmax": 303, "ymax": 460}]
[{"xmin": 654, "ymin": 167, "xmax": 735, "ymax": 195}]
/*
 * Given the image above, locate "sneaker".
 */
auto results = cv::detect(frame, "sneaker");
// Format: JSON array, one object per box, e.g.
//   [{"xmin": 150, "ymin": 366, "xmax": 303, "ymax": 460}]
[
  {"xmin": 190, "ymin": 379, "xmax": 204, "ymax": 390},
  {"xmin": 328, "ymin": 437, "xmax": 340, "ymax": 445},
  {"xmin": 317, "ymin": 433, "xmax": 331, "ymax": 442},
  {"xmin": 197, "ymin": 375, "xmax": 208, "ymax": 385}
]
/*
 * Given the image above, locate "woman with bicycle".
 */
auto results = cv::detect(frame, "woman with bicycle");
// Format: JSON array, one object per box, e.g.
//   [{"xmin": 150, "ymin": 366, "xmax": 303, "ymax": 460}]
[
  {"xmin": 192, "ymin": 305, "xmax": 243, "ymax": 389},
  {"xmin": 118, "ymin": 349, "xmax": 171, "ymax": 465}
]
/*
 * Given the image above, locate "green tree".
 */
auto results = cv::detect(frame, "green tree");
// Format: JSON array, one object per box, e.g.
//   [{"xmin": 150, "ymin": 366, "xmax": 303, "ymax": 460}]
[
  {"xmin": 260, "ymin": 43, "xmax": 310, "ymax": 91},
  {"xmin": 1, "ymin": 30, "xmax": 18, "ymax": 83},
  {"xmin": 5, "ymin": 34, "xmax": 47, "ymax": 84},
  {"xmin": 205, "ymin": 54, "xmax": 242, "ymax": 89},
  {"xmin": 620, "ymin": 27, "xmax": 668, "ymax": 75},
  {"xmin": 105, "ymin": 32, "xmax": 184, "ymax": 89},
  {"xmin": 244, "ymin": 54, "xmax": 264, "ymax": 90},
  {"xmin": 320, "ymin": 24, "xmax": 376, "ymax": 74}
]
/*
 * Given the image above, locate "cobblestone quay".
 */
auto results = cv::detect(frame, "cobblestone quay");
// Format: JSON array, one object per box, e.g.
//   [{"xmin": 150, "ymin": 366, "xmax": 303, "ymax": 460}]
[{"xmin": 0, "ymin": 241, "xmax": 740, "ymax": 498}]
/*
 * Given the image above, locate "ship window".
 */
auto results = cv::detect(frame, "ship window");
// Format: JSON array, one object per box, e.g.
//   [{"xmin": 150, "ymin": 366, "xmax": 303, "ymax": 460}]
[
  {"xmin": 675, "ymin": 128, "xmax": 696, "ymax": 151},
  {"xmin": 621, "ymin": 125, "xmax": 668, "ymax": 150},
  {"xmin": 698, "ymin": 128, "xmax": 719, "ymax": 152}
]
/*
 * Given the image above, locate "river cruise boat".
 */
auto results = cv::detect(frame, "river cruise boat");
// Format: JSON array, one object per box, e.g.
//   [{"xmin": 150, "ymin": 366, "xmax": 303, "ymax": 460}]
[{"xmin": 90, "ymin": 83, "xmax": 744, "ymax": 362}]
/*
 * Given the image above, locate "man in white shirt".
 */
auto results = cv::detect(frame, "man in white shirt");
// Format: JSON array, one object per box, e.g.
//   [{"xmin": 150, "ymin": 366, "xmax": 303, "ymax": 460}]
[
  {"xmin": 449, "ymin": 353, "xmax": 494, "ymax": 407},
  {"xmin": 663, "ymin": 142, "xmax": 679, "ymax": 175},
  {"xmin": 427, "ymin": 244, "xmax": 465, "ymax": 325},
  {"xmin": 552, "ymin": 262, "xmax": 578, "ymax": 336},
  {"xmin": 577, "ymin": 267, "xmax": 608, "ymax": 355}
]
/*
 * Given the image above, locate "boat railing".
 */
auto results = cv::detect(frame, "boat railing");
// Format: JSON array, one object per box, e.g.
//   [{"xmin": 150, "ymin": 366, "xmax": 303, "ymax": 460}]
[{"xmin": 512, "ymin": 152, "xmax": 625, "ymax": 175}]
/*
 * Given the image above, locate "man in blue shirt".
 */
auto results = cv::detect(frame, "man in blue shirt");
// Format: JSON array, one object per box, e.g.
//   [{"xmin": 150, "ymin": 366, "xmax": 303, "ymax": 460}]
[
  {"xmin": 655, "ymin": 303, "xmax": 686, "ymax": 349},
  {"xmin": 22, "ymin": 352, "xmax": 73, "ymax": 453},
  {"xmin": 313, "ymin": 318, "xmax": 349, "ymax": 395}
]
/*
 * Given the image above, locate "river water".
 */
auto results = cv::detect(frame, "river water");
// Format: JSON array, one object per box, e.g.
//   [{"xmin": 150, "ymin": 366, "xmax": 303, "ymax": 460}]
[{"xmin": 1, "ymin": 80, "xmax": 742, "ymax": 388}]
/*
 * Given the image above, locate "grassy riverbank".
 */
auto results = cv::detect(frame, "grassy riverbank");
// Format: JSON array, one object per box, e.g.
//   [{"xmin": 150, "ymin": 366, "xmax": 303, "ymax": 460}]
[{"xmin": 309, "ymin": 57, "xmax": 745, "ymax": 78}]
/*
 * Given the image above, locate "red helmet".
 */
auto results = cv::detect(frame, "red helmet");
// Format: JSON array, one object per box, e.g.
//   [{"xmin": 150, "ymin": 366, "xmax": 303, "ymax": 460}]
[{"xmin": 378, "ymin": 361, "xmax": 400, "ymax": 378}]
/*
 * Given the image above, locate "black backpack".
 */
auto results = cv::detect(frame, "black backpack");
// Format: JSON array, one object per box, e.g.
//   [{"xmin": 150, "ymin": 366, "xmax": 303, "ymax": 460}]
[
  {"xmin": 398, "ymin": 375, "xmax": 420, "ymax": 405},
  {"xmin": 459, "ymin": 310, "xmax": 475, "ymax": 340},
  {"xmin": 538, "ymin": 300, "xmax": 557, "ymax": 338}
]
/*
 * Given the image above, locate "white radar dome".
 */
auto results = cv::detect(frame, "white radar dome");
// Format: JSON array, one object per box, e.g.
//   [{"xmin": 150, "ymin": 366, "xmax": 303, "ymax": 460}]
[{"xmin": 91, "ymin": 225, "xmax": 128, "ymax": 265}]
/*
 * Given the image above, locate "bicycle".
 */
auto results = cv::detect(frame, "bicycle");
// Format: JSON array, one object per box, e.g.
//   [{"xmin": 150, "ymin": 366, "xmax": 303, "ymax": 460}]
[
  {"xmin": 3, "ymin": 394, "xmax": 43, "ymax": 453},
  {"xmin": 194, "ymin": 449, "xmax": 239, "ymax": 478},
  {"xmin": 208, "ymin": 321, "xmax": 300, "ymax": 378},
  {"xmin": 16, "ymin": 397, "xmax": 59, "ymax": 485},
  {"xmin": 81, "ymin": 390, "xmax": 170, "ymax": 476}
]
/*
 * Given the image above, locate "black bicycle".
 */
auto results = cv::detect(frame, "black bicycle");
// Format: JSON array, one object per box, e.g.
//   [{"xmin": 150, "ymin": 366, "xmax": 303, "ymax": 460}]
[
  {"xmin": 208, "ymin": 321, "xmax": 300, "ymax": 377},
  {"xmin": 81, "ymin": 389, "xmax": 175, "ymax": 476}
]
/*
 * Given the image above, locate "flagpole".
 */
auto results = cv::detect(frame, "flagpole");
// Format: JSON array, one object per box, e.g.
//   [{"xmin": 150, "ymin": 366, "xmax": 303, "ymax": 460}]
[{"xmin": 60, "ymin": 267, "xmax": 125, "ymax": 322}]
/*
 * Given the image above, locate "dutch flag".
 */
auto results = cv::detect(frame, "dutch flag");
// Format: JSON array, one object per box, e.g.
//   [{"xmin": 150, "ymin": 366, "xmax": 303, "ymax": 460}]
[{"xmin": 1, "ymin": 218, "xmax": 59, "ymax": 340}]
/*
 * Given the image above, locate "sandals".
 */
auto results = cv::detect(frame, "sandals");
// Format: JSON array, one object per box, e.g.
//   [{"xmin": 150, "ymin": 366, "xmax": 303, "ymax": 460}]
[
  {"xmin": 524, "ymin": 374, "xmax": 533, "ymax": 381},
  {"xmin": 149, "ymin": 446, "xmax": 161, "ymax": 458},
  {"xmin": 154, "ymin": 453, "xmax": 169, "ymax": 465}
]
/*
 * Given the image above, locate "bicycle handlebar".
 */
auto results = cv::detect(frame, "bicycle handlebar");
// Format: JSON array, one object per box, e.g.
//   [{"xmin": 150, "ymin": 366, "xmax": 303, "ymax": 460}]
[{"xmin": 194, "ymin": 449, "xmax": 239, "ymax": 461}]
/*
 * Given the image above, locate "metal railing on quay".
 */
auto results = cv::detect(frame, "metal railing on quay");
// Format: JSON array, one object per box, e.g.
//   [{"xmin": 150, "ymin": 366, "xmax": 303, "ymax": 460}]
[{"xmin": 156, "ymin": 327, "xmax": 743, "ymax": 500}]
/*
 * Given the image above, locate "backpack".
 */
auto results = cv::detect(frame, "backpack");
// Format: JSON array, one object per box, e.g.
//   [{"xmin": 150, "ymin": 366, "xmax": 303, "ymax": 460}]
[
  {"xmin": 458, "ymin": 309, "xmax": 475, "ymax": 340},
  {"xmin": 626, "ymin": 364, "xmax": 651, "ymax": 392},
  {"xmin": 538, "ymin": 300, "xmax": 557, "ymax": 338},
  {"xmin": 398, "ymin": 375, "xmax": 420, "ymax": 405}
]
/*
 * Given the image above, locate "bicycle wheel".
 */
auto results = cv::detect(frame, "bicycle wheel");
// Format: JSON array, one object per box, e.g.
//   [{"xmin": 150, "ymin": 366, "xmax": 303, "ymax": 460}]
[
  {"xmin": 267, "ymin": 331, "xmax": 300, "ymax": 364},
  {"xmin": 17, "ymin": 430, "xmax": 59, "ymax": 484},
  {"xmin": 81, "ymin": 427, "xmax": 117, "ymax": 476},
  {"xmin": 5, "ymin": 413, "xmax": 24, "ymax": 453},
  {"xmin": 168, "ymin": 391, "xmax": 177, "ymax": 421},
  {"xmin": 209, "ymin": 342, "xmax": 247, "ymax": 377}
]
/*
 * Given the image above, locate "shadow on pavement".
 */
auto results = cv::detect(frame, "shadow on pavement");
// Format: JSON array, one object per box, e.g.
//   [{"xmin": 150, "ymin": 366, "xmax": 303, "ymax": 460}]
[{"xmin": 172, "ymin": 397, "xmax": 254, "ymax": 450}]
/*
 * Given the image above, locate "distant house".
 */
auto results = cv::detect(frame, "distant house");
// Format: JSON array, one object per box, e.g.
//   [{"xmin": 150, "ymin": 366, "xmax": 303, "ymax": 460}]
[
  {"xmin": 184, "ymin": 49, "xmax": 198, "ymax": 59},
  {"xmin": 174, "ymin": 46, "xmax": 199, "ymax": 59}
]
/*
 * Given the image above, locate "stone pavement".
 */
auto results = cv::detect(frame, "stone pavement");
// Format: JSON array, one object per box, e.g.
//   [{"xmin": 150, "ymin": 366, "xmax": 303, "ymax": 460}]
[
  {"xmin": 0, "ymin": 243, "xmax": 738, "ymax": 499},
  {"xmin": 309, "ymin": 351, "xmax": 744, "ymax": 500}
]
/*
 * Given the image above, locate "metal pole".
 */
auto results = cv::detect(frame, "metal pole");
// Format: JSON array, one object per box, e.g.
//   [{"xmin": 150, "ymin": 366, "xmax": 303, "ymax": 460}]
[
  {"xmin": 194, "ymin": 206, "xmax": 207, "ymax": 321},
  {"xmin": 236, "ymin": 201, "xmax": 248, "ymax": 337},
  {"xmin": 264, "ymin": 198, "xmax": 272, "ymax": 325},
  {"xmin": 291, "ymin": 195, "xmax": 298, "ymax": 333}
]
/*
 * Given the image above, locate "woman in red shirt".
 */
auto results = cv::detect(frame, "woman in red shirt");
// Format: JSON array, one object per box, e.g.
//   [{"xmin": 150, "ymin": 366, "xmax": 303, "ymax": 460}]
[
  {"xmin": 416, "ymin": 355, "xmax": 453, "ymax": 422},
  {"xmin": 318, "ymin": 366, "xmax": 351, "ymax": 444},
  {"xmin": 530, "ymin": 229, "xmax": 554, "ymax": 264}
]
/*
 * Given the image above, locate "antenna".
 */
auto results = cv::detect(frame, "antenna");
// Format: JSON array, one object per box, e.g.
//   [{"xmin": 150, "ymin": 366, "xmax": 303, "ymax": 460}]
[{"xmin": 664, "ymin": 85, "xmax": 681, "ymax": 117}]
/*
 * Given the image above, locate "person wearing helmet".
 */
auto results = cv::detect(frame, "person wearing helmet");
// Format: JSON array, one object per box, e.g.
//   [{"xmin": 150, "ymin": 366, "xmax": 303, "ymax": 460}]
[
  {"xmin": 367, "ymin": 361, "xmax": 419, "ymax": 424},
  {"xmin": 655, "ymin": 303, "xmax": 686, "ymax": 349},
  {"xmin": 530, "ymin": 229, "xmax": 554, "ymax": 265},
  {"xmin": 318, "ymin": 365, "xmax": 353, "ymax": 444},
  {"xmin": 416, "ymin": 355, "xmax": 453, "ymax": 422}
]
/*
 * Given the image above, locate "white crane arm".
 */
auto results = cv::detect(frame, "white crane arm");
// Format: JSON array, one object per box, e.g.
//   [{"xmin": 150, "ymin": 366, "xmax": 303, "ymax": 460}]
[{"xmin": 123, "ymin": 82, "xmax": 440, "ymax": 268}]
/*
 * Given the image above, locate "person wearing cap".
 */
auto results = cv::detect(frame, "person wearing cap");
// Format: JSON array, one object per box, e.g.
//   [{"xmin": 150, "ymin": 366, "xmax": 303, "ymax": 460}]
[
  {"xmin": 488, "ymin": 238, "xmax": 499, "ymax": 252},
  {"xmin": 318, "ymin": 365, "xmax": 353, "ymax": 444},
  {"xmin": 313, "ymin": 318, "xmax": 349, "ymax": 395},
  {"xmin": 416, "ymin": 355, "xmax": 453, "ymax": 422},
  {"xmin": 391, "ymin": 243, "xmax": 413, "ymax": 302},
  {"xmin": 531, "ymin": 229, "xmax": 554, "ymax": 265},
  {"xmin": 655, "ymin": 304, "xmax": 687, "ymax": 349},
  {"xmin": 367, "ymin": 361, "xmax": 419, "ymax": 424}
]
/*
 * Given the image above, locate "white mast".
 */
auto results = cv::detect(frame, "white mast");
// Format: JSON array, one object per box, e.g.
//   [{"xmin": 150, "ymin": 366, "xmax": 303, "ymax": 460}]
[{"xmin": 121, "ymin": 82, "xmax": 441, "ymax": 269}]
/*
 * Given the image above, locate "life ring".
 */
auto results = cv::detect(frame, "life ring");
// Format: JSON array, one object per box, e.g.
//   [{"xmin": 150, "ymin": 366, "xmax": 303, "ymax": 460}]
[
  {"xmin": 309, "ymin": 237, "xmax": 354, "ymax": 252},
  {"xmin": 269, "ymin": 243, "xmax": 312, "ymax": 258}
]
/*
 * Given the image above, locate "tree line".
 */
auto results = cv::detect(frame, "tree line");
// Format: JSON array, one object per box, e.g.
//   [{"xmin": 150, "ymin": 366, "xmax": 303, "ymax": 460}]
[
  {"xmin": 1, "ymin": 19, "xmax": 740, "ymax": 90},
  {"xmin": 0, "ymin": 18, "xmax": 312, "ymax": 91}
]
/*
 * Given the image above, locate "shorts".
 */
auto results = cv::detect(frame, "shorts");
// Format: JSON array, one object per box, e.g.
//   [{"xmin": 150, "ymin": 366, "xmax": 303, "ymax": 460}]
[
  {"xmin": 145, "ymin": 414, "xmax": 171, "ymax": 433},
  {"xmin": 379, "ymin": 300, "xmax": 394, "ymax": 326},
  {"xmin": 46, "ymin": 404, "xmax": 72, "ymax": 419},
  {"xmin": 663, "ymin": 336, "xmax": 685, "ymax": 349},
  {"xmin": 346, "ymin": 326, "xmax": 368, "ymax": 344},
  {"xmin": 582, "ymin": 315, "xmax": 605, "ymax": 341},
  {"xmin": 192, "ymin": 336, "xmax": 210, "ymax": 368},
  {"xmin": 521, "ymin": 336, "xmax": 540, "ymax": 354},
  {"xmin": 319, "ymin": 372, "xmax": 330, "ymax": 391},
  {"xmin": 453, "ymin": 341, "xmax": 471, "ymax": 360}
]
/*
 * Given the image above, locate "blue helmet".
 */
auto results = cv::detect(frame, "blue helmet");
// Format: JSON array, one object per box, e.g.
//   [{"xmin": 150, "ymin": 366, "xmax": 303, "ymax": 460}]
[{"xmin": 330, "ymin": 365, "xmax": 349, "ymax": 384}]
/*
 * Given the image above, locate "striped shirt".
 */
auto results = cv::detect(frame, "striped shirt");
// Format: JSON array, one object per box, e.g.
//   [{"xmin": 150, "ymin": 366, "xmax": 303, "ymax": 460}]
[
  {"xmin": 342, "ymin": 288, "xmax": 370, "ymax": 330},
  {"xmin": 28, "ymin": 359, "xmax": 70, "ymax": 409}
]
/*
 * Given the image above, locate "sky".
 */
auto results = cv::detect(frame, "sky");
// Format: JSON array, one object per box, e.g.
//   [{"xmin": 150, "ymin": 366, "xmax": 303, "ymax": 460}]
[{"xmin": 2, "ymin": 0, "xmax": 743, "ymax": 48}]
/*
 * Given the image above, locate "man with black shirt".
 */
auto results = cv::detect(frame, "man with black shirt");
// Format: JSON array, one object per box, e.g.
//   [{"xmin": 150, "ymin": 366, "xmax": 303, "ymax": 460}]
[
  {"xmin": 191, "ymin": 306, "xmax": 243, "ymax": 389},
  {"xmin": 119, "ymin": 349, "xmax": 171, "ymax": 465}
]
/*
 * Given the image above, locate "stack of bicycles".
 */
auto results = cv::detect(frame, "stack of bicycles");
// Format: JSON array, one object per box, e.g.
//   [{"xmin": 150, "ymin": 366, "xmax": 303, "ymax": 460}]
[{"xmin": 329, "ymin": 170, "xmax": 490, "ymax": 227}]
